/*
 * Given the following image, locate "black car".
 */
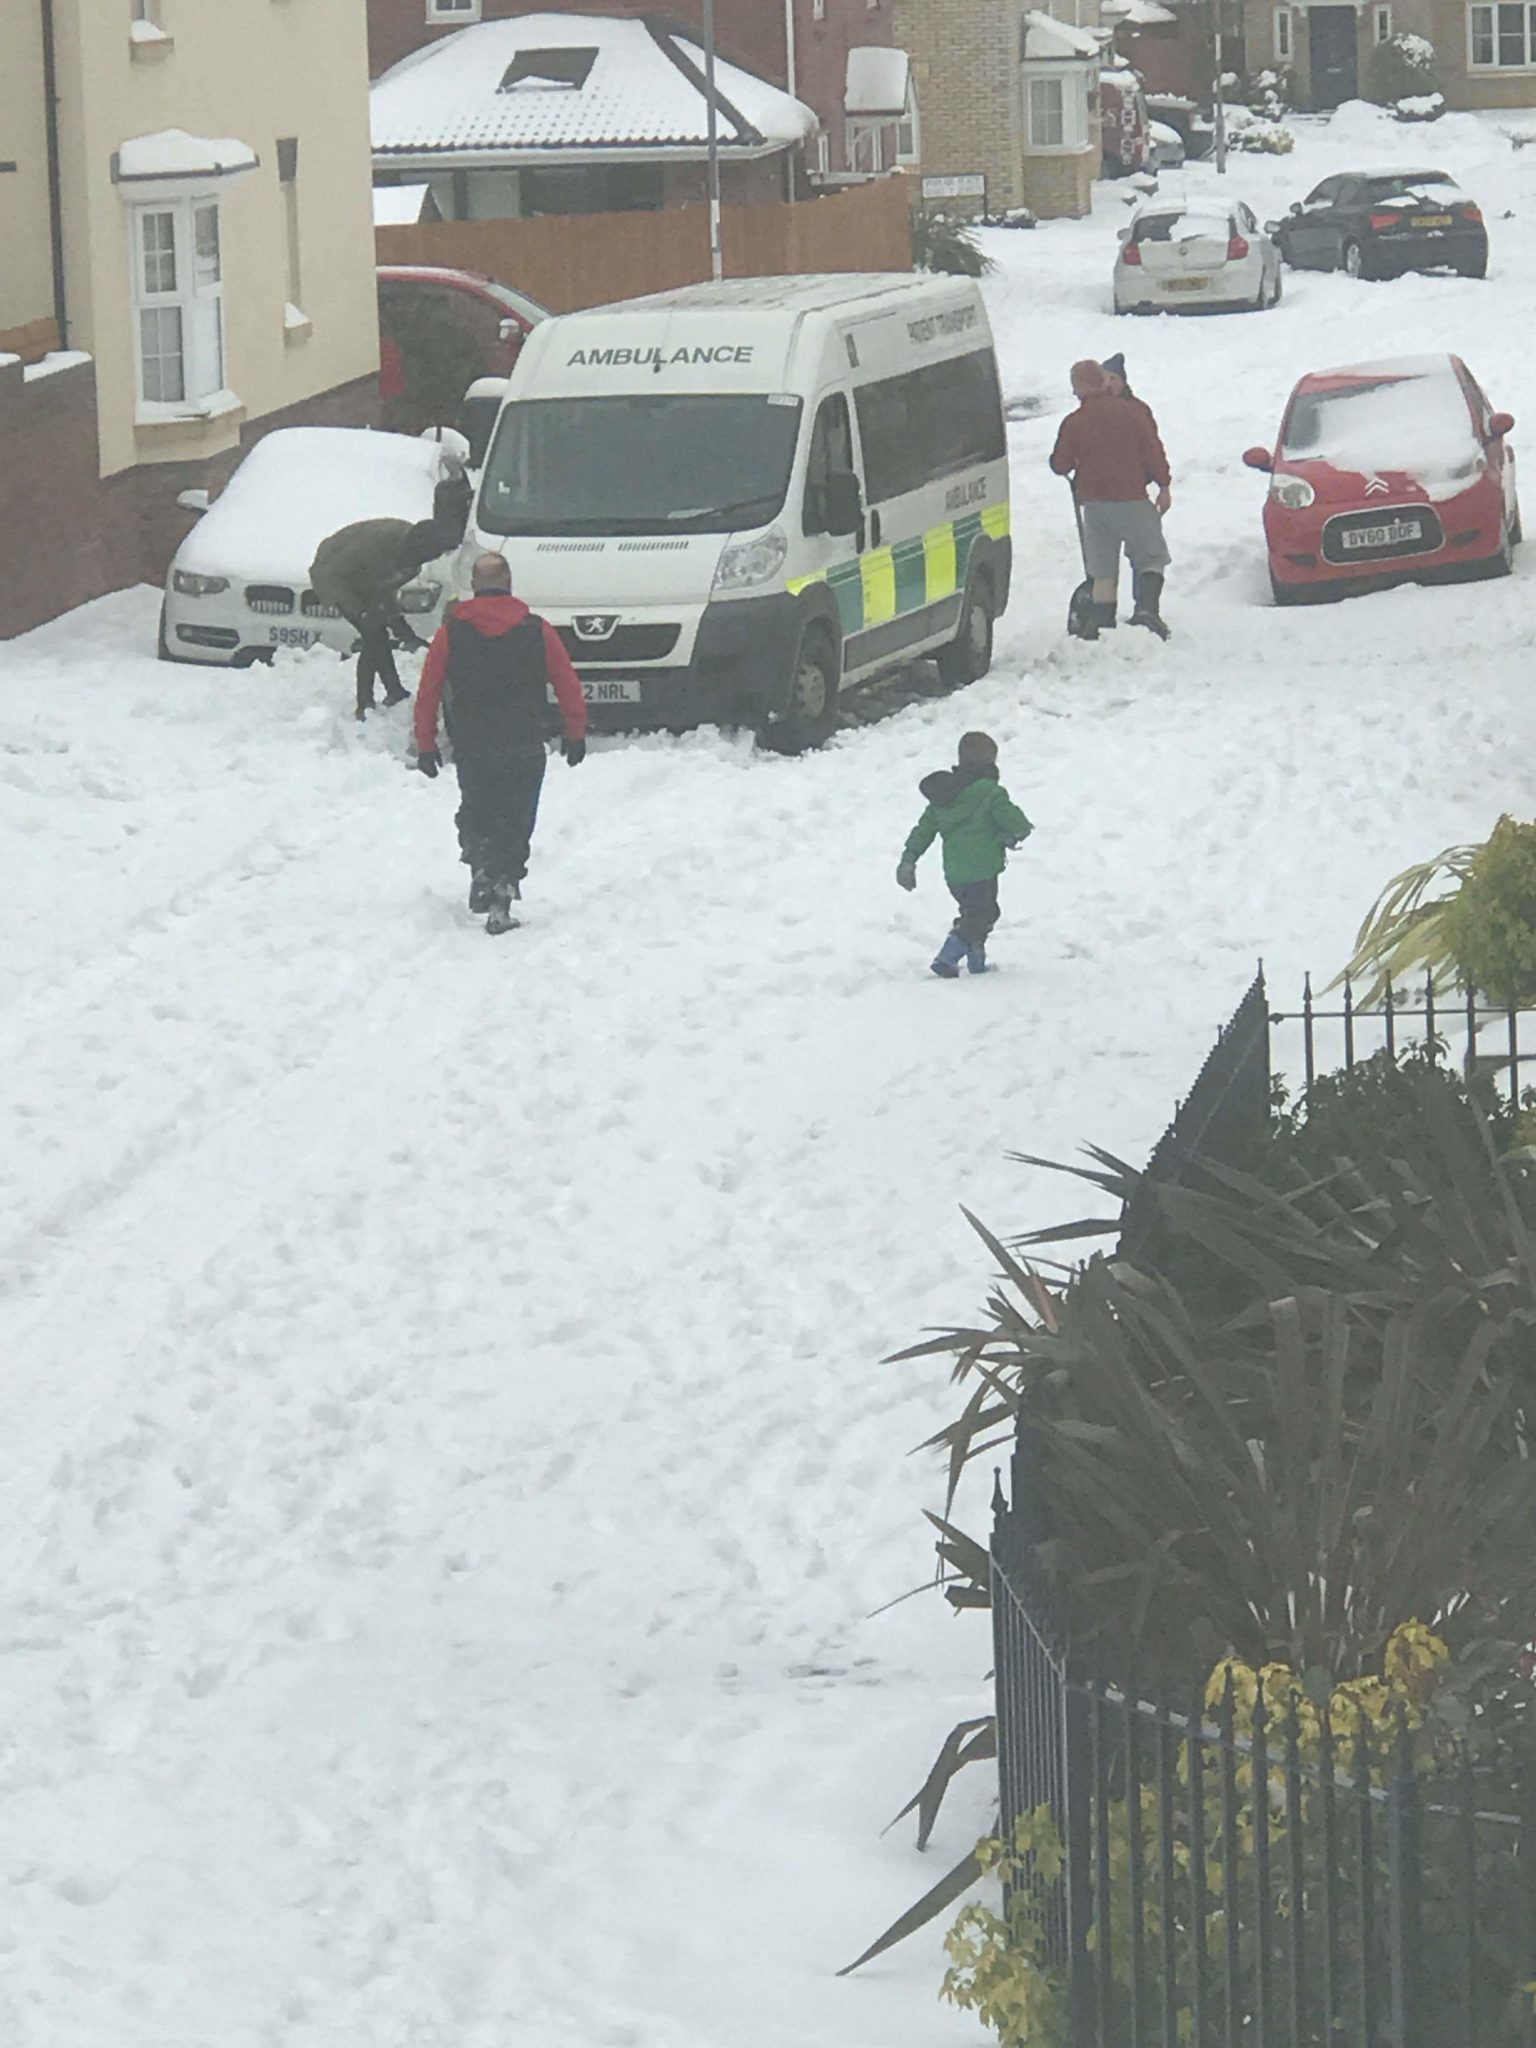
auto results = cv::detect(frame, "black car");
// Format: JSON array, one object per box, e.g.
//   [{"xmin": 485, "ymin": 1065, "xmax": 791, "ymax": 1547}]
[{"xmin": 1268, "ymin": 169, "xmax": 1488, "ymax": 280}]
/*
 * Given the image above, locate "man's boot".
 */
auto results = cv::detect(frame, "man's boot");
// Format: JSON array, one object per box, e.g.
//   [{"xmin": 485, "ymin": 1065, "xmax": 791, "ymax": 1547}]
[
  {"xmin": 468, "ymin": 870, "xmax": 494, "ymax": 914},
  {"xmin": 485, "ymin": 882, "xmax": 520, "ymax": 937},
  {"xmin": 1131, "ymin": 573, "xmax": 1171, "ymax": 640}
]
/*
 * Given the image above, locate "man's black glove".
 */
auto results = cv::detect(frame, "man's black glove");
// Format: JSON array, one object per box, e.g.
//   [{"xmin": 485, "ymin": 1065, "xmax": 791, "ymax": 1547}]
[
  {"xmin": 416, "ymin": 749, "xmax": 441, "ymax": 778},
  {"xmin": 562, "ymin": 737, "xmax": 587, "ymax": 767}
]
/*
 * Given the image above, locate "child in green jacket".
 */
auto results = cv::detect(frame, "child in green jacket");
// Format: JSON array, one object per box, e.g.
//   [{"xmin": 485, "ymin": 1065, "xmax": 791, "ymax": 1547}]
[{"xmin": 896, "ymin": 731, "xmax": 1033, "ymax": 977}]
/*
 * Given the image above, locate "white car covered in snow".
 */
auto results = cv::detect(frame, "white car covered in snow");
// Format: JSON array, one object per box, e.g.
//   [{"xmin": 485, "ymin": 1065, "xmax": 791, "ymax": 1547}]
[
  {"xmin": 1114, "ymin": 196, "xmax": 1282, "ymax": 314},
  {"xmin": 160, "ymin": 427, "xmax": 460, "ymax": 667}
]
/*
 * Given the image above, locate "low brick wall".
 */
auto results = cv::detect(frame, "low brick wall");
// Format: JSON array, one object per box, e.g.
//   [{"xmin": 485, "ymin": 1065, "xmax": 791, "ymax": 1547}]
[{"xmin": 0, "ymin": 364, "xmax": 381, "ymax": 642}]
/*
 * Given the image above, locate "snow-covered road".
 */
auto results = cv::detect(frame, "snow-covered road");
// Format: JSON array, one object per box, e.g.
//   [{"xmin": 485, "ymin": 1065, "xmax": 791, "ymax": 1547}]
[{"xmin": 4, "ymin": 100, "xmax": 1536, "ymax": 2048}]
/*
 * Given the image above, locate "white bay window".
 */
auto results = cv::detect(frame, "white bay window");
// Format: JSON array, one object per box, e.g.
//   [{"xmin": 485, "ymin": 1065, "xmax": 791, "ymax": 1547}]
[{"xmin": 131, "ymin": 197, "xmax": 225, "ymax": 410}]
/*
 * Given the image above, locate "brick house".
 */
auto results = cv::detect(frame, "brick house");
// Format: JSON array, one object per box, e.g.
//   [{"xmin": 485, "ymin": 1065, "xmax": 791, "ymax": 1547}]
[
  {"xmin": 365, "ymin": 0, "xmax": 913, "ymax": 181},
  {"xmin": 1, "ymin": 0, "xmax": 380, "ymax": 641},
  {"xmin": 894, "ymin": 0, "xmax": 1107, "ymax": 219},
  {"xmin": 1243, "ymin": 0, "xmax": 1536, "ymax": 108}
]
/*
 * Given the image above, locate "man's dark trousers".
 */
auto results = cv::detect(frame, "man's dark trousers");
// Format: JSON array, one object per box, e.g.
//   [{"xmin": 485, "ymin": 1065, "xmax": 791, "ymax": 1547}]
[
  {"xmin": 949, "ymin": 879, "xmax": 1000, "ymax": 949},
  {"xmin": 350, "ymin": 614, "xmax": 406, "ymax": 716},
  {"xmin": 455, "ymin": 745, "xmax": 547, "ymax": 889}
]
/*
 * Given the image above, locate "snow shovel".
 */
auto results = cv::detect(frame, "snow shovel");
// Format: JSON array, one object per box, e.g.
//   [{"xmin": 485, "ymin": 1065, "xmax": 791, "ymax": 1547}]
[{"xmin": 1066, "ymin": 481, "xmax": 1095, "ymax": 639}]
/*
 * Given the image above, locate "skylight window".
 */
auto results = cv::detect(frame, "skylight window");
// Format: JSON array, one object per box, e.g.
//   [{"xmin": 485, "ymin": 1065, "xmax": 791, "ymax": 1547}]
[{"xmin": 498, "ymin": 47, "xmax": 598, "ymax": 91}]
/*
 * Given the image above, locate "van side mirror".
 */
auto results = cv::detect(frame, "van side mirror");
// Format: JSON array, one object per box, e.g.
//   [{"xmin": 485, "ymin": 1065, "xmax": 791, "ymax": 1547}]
[
  {"xmin": 1490, "ymin": 410, "xmax": 1515, "ymax": 438},
  {"xmin": 177, "ymin": 488, "xmax": 211, "ymax": 514},
  {"xmin": 1243, "ymin": 446, "xmax": 1274, "ymax": 471},
  {"xmin": 822, "ymin": 470, "xmax": 864, "ymax": 538}
]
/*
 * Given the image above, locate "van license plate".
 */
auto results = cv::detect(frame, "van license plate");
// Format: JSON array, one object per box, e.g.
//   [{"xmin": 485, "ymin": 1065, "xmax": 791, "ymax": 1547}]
[
  {"xmin": 549, "ymin": 677, "xmax": 643, "ymax": 704},
  {"xmin": 1341, "ymin": 518, "xmax": 1421, "ymax": 550},
  {"xmin": 268, "ymin": 626, "xmax": 319, "ymax": 648}
]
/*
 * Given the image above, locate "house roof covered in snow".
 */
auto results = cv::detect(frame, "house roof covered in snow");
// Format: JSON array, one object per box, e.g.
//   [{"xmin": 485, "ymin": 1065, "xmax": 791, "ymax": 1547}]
[
  {"xmin": 1022, "ymin": 10, "xmax": 1109, "ymax": 60},
  {"xmin": 371, "ymin": 12, "xmax": 817, "ymax": 164},
  {"xmin": 1101, "ymin": 0, "xmax": 1177, "ymax": 28}
]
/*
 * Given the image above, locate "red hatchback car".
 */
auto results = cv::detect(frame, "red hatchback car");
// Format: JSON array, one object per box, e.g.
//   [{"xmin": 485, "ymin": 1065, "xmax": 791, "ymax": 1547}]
[{"xmin": 1244, "ymin": 353, "xmax": 1519, "ymax": 604}]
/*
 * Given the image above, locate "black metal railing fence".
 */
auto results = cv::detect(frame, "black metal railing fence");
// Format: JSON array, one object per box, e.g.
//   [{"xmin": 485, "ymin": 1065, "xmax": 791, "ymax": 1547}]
[{"xmin": 990, "ymin": 1447, "xmax": 1535, "ymax": 2048}]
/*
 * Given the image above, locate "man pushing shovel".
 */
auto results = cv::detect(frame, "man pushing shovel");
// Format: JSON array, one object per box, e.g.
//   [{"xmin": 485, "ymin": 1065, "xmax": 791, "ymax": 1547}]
[{"xmin": 1050, "ymin": 358, "xmax": 1173, "ymax": 641}]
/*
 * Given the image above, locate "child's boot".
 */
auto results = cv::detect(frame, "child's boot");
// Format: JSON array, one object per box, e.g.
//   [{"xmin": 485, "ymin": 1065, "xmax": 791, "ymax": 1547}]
[
  {"xmin": 966, "ymin": 939, "xmax": 989, "ymax": 975},
  {"xmin": 930, "ymin": 931, "xmax": 967, "ymax": 979}
]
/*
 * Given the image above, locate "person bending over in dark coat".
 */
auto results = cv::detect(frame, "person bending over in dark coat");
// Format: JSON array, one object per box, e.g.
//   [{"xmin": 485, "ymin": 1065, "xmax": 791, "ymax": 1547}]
[
  {"xmin": 413, "ymin": 552, "xmax": 589, "ymax": 935},
  {"xmin": 309, "ymin": 464, "xmax": 474, "ymax": 720}
]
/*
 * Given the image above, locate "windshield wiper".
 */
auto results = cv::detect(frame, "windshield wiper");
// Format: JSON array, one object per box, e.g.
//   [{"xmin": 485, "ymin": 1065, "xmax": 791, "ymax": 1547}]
[{"xmin": 664, "ymin": 494, "xmax": 777, "ymax": 526}]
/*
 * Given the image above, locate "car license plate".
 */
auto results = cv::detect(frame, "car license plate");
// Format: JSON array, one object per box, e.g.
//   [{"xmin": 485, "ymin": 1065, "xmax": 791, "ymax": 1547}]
[
  {"xmin": 1341, "ymin": 518, "xmax": 1421, "ymax": 551},
  {"xmin": 1163, "ymin": 277, "xmax": 1209, "ymax": 291},
  {"xmin": 1412, "ymin": 213, "xmax": 1452, "ymax": 228},
  {"xmin": 268, "ymin": 626, "xmax": 319, "ymax": 648},
  {"xmin": 548, "ymin": 677, "xmax": 643, "ymax": 705}
]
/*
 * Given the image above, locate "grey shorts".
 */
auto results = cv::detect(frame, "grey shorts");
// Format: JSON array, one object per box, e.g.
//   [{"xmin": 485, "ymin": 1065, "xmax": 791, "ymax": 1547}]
[{"xmin": 1079, "ymin": 498, "xmax": 1171, "ymax": 581}]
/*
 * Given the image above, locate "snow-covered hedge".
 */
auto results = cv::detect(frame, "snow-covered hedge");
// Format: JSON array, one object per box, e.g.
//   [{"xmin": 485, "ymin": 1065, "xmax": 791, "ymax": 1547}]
[{"xmin": 1366, "ymin": 31, "xmax": 1438, "ymax": 109}]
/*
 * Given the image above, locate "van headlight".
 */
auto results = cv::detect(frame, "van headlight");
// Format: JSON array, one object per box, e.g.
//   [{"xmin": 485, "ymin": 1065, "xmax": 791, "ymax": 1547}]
[
  {"xmin": 713, "ymin": 527, "xmax": 788, "ymax": 594},
  {"xmin": 172, "ymin": 570, "xmax": 230, "ymax": 597},
  {"xmin": 1269, "ymin": 474, "xmax": 1315, "ymax": 510},
  {"xmin": 397, "ymin": 581, "xmax": 443, "ymax": 614}
]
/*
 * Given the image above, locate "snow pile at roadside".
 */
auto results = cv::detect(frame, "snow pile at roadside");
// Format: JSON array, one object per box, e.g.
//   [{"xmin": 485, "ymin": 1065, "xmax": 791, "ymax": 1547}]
[{"xmin": 1, "ymin": 103, "xmax": 1535, "ymax": 2048}]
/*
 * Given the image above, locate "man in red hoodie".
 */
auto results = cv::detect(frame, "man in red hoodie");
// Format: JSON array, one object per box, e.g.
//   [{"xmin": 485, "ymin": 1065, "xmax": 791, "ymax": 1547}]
[
  {"xmin": 414, "ymin": 552, "xmax": 588, "ymax": 934},
  {"xmin": 1049, "ymin": 358, "xmax": 1173, "ymax": 641}
]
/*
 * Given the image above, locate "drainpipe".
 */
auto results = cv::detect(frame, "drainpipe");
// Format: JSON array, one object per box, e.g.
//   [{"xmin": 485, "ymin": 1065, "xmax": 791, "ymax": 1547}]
[
  {"xmin": 39, "ymin": 0, "xmax": 69, "ymax": 347},
  {"xmin": 784, "ymin": 0, "xmax": 798, "ymax": 98}
]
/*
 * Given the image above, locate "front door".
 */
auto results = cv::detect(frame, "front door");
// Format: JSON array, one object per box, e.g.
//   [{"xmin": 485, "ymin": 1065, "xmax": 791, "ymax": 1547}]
[{"xmin": 1308, "ymin": 7, "xmax": 1359, "ymax": 108}]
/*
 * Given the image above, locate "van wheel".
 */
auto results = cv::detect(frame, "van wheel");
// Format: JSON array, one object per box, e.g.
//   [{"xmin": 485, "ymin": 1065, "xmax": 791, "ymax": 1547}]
[
  {"xmin": 772, "ymin": 625, "xmax": 840, "ymax": 753},
  {"xmin": 936, "ymin": 573, "xmax": 995, "ymax": 690}
]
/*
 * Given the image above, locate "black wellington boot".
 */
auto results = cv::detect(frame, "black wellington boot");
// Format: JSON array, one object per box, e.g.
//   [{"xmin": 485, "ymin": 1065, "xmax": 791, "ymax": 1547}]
[{"xmin": 1131, "ymin": 573, "xmax": 1171, "ymax": 640}]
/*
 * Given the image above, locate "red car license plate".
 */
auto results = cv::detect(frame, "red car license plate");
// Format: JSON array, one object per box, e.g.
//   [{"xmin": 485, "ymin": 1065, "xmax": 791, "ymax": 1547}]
[{"xmin": 1341, "ymin": 518, "xmax": 1421, "ymax": 551}]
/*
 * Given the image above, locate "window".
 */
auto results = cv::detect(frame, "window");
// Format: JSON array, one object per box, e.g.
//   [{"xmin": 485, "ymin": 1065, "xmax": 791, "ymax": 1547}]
[
  {"xmin": 1374, "ymin": 3, "xmax": 1393, "ymax": 38},
  {"xmin": 1028, "ymin": 75, "xmax": 1065, "ymax": 148},
  {"xmin": 1274, "ymin": 6, "xmax": 1293, "ymax": 59},
  {"xmin": 277, "ymin": 137, "xmax": 302, "ymax": 309},
  {"xmin": 813, "ymin": 0, "xmax": 827, "ymax": 19},
  {"xmin": 131, "ymin": 198, "xmax": 223, "ymax": 408},
  {"xmin": 1469, "ymin": 2, "xmax": 1536, "ymax": 66},
  {"xmin": 804, "ymin": 392, "xmax": 854, "ymax": 532},
  {"xmin": 853, "ymin": 350, "xmax": 1005, "ymax": 505},
  {"xmin": 427, "ymin": 0, "xmax": 480, "ymax": 21},
  {"xmin": 897, "ymin": 78, "xmax": 921, "ymax": 162}
]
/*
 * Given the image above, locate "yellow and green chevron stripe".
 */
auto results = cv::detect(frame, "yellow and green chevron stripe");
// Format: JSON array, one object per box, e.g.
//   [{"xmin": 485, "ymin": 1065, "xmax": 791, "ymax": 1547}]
[{"xmin": 787, "ymin": 505, "xmax": 1010, "ymax": 638}]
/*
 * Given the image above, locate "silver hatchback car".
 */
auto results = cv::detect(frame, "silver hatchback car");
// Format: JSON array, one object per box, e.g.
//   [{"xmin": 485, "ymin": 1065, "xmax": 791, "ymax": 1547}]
[{"xmin": 1113, "ymin": 195, "xmax": 1283, "ymax": 314}]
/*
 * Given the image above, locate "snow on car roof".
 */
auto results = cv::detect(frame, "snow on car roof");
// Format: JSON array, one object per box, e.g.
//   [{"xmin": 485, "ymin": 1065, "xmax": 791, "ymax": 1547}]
[
  {"xmin": 371, "ymin": 13, "xmax": 815, "ymax": 159},
  {"xmin": 175, "ymin": 429, "xmax": 445, "ymax": 586},
  {"xmin": 1282, "ymin": 357, "xmax": 1477, "ymax": 485}
]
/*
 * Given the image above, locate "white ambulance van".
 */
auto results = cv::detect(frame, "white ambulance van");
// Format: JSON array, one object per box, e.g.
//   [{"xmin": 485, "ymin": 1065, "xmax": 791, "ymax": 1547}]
[{"xmin": 463, "ymin": 273, "xmax": 1011, "ymax": 749}]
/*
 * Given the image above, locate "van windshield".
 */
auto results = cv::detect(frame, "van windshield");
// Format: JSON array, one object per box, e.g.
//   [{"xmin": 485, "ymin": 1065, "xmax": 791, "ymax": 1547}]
[{"xmin": 479, "ymin": 393, "xmax": 803, "ymax": 537}]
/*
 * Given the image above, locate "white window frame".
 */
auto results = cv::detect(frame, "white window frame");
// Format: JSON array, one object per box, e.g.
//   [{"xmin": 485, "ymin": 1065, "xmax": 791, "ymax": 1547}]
[
  {"xmin": 426, "ymin": 0, "xmax": 481, "ymax": 22},
  {"xmin": 1374, "ymin": 3, "xmax": 1393, "ymax": 39},
  {"xmin": 1274, "ymin": 5, "xmax": 1293, "ymax": 59},
  {"xmin": 813, "ymin": 0, "xmax": 827, "ymax": 20},
  {"xmin": 846, "ymin": 115, "xmax": 892, "ymax": 175},
  {"xmin": 1468, "ymin": 0, "xmax": 1536, "ymax": 68},
  {"xmin": 897, "ymin": 77, "xmax": 921, "ymax": 163},
  {"xmin": 1023, "ymin": 67, "xmax": 1089, "ymax": 152},
  {"xmin": 129, "ymin": 195, "xmax": 227, "ymax": 418}
]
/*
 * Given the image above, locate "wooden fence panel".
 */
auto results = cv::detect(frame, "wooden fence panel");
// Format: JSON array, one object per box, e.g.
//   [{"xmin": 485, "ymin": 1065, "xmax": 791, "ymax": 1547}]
[{"xmin": 375, "ymin": 174, "xmax": 913, "ymax": 312}]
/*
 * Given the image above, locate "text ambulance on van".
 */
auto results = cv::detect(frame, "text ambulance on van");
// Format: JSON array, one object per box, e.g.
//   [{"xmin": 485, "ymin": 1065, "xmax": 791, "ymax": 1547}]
[{"xmin": 461, "ymin": 272, "xmax": 1011, "ymax": 750}]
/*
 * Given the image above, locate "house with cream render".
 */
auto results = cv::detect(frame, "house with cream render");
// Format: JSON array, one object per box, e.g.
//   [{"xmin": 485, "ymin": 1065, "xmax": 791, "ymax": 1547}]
[{"xmin": 0, "ymin": 0, "xmax": 381, "ymax": 638}]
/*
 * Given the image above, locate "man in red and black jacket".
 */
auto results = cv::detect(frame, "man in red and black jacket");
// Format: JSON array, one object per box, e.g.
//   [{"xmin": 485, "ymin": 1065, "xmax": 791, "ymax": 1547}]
[{"xmin": 414, "ymin": 553, "xmax": 588, "ymax": 934}]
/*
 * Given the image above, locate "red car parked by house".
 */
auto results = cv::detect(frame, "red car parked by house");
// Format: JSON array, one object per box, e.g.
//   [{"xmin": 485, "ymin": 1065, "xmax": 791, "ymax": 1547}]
[
  {"xmin": 1244, "ymin": 353, "xmax": 1519, "ymax": 604},
  {"xmin": 377, "ymin": 266, "xmax": 548, "ymax": 431}
]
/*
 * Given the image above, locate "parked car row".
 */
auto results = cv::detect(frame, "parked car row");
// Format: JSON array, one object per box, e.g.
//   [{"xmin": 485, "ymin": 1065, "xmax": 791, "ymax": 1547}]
[{"xmin": 1115, "ymin": 164, "xmax": 1489, "ymax": 315}]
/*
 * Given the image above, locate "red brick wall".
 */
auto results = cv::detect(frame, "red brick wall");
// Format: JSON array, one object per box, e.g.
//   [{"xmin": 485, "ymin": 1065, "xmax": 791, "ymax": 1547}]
[
  {"xmin": 0, "ymin": 359, "xmax": 138, "ymax": 639},
  {"xmin": 367, "ymin": 0, "xmax": 786, "ymax": 82},
  {"xmin": 0, "ymin": 363, "xmax": 382, "ymax": 641}
]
